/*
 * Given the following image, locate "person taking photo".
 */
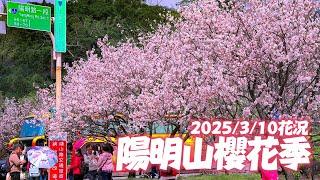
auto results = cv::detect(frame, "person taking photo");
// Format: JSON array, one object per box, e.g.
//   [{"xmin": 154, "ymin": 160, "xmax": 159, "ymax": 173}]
[
  {"xmin": 84, "ymin": 145, "xmax": 98, "ymax": 180},
  {"xmin": 9, "ymin": 144, "xmax": 26, "ymax": 180}
]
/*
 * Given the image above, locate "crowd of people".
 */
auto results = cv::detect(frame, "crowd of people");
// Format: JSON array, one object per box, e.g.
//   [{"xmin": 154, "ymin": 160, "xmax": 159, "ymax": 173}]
[
  {"xmin": 67, "ymin": 143, "xmax": 114, "ymax": 180},
  {"xmin": 7, "ymin": 144, "xmax": 47, "ymax": 180},
  {"xmin": 6, "ymin": 142, "xmax": 114, "ymax": 180}
]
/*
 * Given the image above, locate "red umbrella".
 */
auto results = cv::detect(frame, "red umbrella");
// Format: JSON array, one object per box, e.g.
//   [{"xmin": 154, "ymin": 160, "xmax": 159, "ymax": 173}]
[{"xmin": 73, "ymin": 138, "xmax": 86, "ymax": 150}]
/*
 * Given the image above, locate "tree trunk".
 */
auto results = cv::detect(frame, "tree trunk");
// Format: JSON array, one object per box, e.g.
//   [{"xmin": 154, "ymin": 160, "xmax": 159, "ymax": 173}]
[
  {"xmin": 170, "ymin": 125, "xmax": 180, "ymax": 138},
  {"xmin": 149, "ymin": 121, "xmax": 153, "ymax": 137}
]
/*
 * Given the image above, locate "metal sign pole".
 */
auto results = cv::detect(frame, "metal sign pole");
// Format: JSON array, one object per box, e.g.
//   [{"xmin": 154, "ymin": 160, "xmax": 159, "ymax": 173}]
[
  {"xmin": 48, "ymin": 26, "xmax": 62, "ymax": 131},
  {"xmin": 56, "ymin": 52, "xmax": 62, "ymax": 112},
  {"xmin": 54, "ymin": 0, "xmax": 66, "ymax": 132}
]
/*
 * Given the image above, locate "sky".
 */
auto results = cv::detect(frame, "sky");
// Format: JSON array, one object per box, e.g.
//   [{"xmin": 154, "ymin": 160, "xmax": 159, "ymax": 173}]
[{"xmin": 146, "ymin": 0, "xmax": 181, "ymax": 9}]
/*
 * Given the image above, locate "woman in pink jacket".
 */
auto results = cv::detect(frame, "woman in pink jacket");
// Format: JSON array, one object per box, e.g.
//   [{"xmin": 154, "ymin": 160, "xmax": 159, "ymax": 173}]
[{"xmin": 97, "ymin": 143, "xmax": 113, "ymax": 180}]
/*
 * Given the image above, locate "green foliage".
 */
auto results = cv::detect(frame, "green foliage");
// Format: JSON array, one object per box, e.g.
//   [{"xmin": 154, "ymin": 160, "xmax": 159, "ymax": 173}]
[
  {"xmin": 0, "ymin": 29, "xmax": 52, "ymax": 98},
  {"xmin": 0, "ymin": 0, "xmax": 173, "ymax": 98},
  {"xmin": 65, "ymin": 0, "xmax": 173, "ymax": 64}
]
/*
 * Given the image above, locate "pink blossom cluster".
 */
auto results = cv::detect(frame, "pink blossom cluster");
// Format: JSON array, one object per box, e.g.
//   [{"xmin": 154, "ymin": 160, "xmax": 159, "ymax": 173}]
[
  {"xmin": 0, "ymin": 88, "xmax": 56, "ymax": 147},
  {"xmin": 60, "ymin": 0, "xmax": 320, "ymax": 131},
  {"xmin": 0, "ymin": 98, "xmax": 33, "ymax": 147}
]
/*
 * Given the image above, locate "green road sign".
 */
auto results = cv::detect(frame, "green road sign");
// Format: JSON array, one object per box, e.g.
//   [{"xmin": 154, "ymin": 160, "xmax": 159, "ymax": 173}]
[
  {"xmin": 7, "ymin": 2, "xmax": 51, "ymax": 32},
  {"xmin": 54, "ymin": 0, "xmax": 66, "ymax": 53}
]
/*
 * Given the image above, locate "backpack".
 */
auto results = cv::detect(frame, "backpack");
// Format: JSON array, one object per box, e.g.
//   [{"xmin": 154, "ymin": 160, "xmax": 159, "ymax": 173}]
[
  {"xmin": 29, "ymin": 164, "xmax": 40, "ymax": 177},
  {"xmin": 5, "ymin": 157, "xmax": 11, "ymax": 173}
]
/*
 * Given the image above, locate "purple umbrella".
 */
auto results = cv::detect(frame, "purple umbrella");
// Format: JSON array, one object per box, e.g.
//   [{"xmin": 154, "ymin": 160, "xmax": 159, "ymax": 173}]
[{"xmin": 27, "ymin": 146, "xmax": 58, "ymax": 168}]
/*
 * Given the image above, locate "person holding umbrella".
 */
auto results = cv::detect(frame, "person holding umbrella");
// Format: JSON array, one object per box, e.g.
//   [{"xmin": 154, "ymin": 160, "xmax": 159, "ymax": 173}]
[
  {"xmin": 69, "ymin": 149, "xmax": 84, "ymax": 180},
  {"xmin": 27, "ymin": 146, "xmax": 58, "ymax": 169},
  {"xmin": 27, "ymin": 146, "xmax": 58, "ymax": 180},
  {"xmin": 84, "ymin": 145, "xmax": 98, "ymax": 180},
  {"xmin": 28, "ymin": 163, "xmax": 41, "ymax": 180}
]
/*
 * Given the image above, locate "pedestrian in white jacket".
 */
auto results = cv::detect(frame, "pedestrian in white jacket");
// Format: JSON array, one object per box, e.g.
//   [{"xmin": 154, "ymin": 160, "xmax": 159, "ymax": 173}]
[{"xmin": 84, "ymin": 145, "xmax": 99, "ymax": 180}]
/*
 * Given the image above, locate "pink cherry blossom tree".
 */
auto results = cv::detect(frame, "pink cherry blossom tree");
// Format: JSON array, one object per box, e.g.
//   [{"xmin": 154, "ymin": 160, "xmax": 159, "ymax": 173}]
[
  {"xmin": 213, "ymin": 0, "xmax": 320, "ymax": 119},
  {"xmin": 0, "ymin": 89, "xmax": 55, "ymax": 151},
  {"xmin": 60, "ymin": 0, "xmax": 319, "ymax": 137},
  {"xmin": 0, "ymin": 2, "xmax": 318, "ymax": 167},
  {"xmin": 0, "ymin": 98, "xmax": 33, "ymax": 156}
]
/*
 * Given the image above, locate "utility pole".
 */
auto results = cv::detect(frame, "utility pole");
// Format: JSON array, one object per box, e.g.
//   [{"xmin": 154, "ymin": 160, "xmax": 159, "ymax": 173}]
[
  {"xmin": 54, "ymin": 0, "xmax": 67, "ymax": 117},
  {"xmin": 56, "ymin": 52, "xmax": 62, "ymax": 111},
  {"xmin": 48, "ymin": 0, "xmax": 67, "ymax": 130},
  {"xmin": 48, "ymin": 29, "xmax": 62, "ymax": 111}
]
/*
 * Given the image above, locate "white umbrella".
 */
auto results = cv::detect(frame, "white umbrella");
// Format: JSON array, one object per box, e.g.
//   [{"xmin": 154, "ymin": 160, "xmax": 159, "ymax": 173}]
[{"xmin": 27, "ymin": 146, "xmax": 58, "ymax": 168}]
